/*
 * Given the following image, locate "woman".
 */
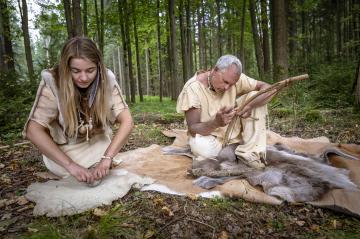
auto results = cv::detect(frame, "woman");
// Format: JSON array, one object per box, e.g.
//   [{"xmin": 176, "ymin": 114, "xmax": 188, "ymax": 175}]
[{"xmin": 23, "ymin": 37, "xmax": 133, "ymax": 185}]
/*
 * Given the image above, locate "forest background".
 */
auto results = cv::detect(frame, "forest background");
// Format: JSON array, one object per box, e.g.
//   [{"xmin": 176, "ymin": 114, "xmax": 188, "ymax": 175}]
[{"xmin": 0, "ymin": 0, "xmax": 359, "ymax": 143}]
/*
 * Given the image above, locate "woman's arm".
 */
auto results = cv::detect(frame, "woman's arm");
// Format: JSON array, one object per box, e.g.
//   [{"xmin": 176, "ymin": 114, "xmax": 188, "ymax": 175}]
[
  {"xmin": 26, "ymin": 120, "xmax": 95, "ymax": 183},
  {"xmin": 92, "ymin": 108, "xmax": 134, "ymax": 179}
]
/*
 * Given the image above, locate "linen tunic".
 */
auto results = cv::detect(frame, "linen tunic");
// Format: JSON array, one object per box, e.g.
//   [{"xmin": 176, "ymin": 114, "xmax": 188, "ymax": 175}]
[
  {"xmin": 176, "ymin": 73, "xmax": 257, "ymax": 144},
  {"xmin": 23, "ymin": 69, "xmax": 127, "ymax": 176}
]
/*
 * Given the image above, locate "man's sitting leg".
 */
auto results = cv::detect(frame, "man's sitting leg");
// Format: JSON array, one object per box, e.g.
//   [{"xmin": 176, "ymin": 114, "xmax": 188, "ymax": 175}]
[{"xmin": 235, "ymin": 92, "xmax": 267, "ymax": 169}]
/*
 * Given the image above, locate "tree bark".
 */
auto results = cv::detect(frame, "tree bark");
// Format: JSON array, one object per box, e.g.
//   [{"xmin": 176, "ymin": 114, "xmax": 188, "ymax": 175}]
[
  {"xmin": 201, "ymin": 0, "xmax": 207, "ymax": 69},
  {"xmin": 249, "ymin": 0, "xmax": 264, "ymax": 80},
  {"xmin": 0, "ymin": 0, "xmax": 15, "ymax": 72},
  {"xmin": 132, "ymin": 0, "xmax": 143, "ymax": 102},
  {"xmin": 145, "ymin": 46, "xmax": 150, "ymax": 95},
  {"xmin": 17, "ymin": 0, "xmax": 34, "ymax": 79},
  {"xmin": 99, "ymin": 0, "xmax": 104, "ymax": 54},
  {"xmin": 239, "ymin": 0, "xmax": 246, "ymax": 72},
  {"xmin": 261, "ymin": 0, "xmax": 270, "ymax": 79},
  {"xmin": 94, "ymin": 0, "xmax": 101, "ymax": 45},
  {"xmin": 354, "ymin": 59, "xmax": 360, "ymax": 106},
  {"xmin": 169, "ymin": 0, "xmax": 178, "ymax": 99},
  {"xmin": 197, "ymin": 7, "xmax": 204, "ymax": 69},
  {"xmin": 216, "ymin": 0, "xmax": 222, "ymax": 58},
  {"xmin": 72, "ymin": 0, "xmax": 83, "ymax": 36},
  {"xmin": 124, "ymin": 0, "xmax": 135, "ymax": 103},
  {"xmin": 156, "ymin": 0, "xmax": 163, "ymax": 101},
  {"xmin": 117, "ymin": 46, "xmax": 124, "ymax": 91},
  {"xmin": 287, "ymin": 0, "xmax": 297, "ymax": 60},
  {"xmin": 271, "ymin": 0, "xmax": 288, "ymax": 81},
  {"xmin": 179, "ymin": 0, "xmax": 187, "ymax": 83},
  {"xmin": 83, "ymin": 0, "xmax": 87, "ymax": 36},
  {"xmin": 63, "ymin": 0, "xmax": 73, "ymax": 38},
  {"xmin": 185, "ymin": 0, "xmax": 193, "ymax": 77},
  {"xmin": 118, "ymin": 0, "xmax": 130, "ymax": 101}
]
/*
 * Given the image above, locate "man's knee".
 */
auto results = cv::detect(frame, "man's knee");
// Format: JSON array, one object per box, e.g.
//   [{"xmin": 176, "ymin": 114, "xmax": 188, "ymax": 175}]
[{"xmin": 188, "ymin": 134, "xmax": 222, "ymax": 158}]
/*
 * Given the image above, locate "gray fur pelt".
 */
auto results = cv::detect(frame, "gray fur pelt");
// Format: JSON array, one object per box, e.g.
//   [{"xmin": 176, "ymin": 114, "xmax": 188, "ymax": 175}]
[
  {"xmin": 249, "ymin": 144, "xmax": 358, "ymax": 202},
  {"xmin": 162, "ymin": 143, "xmax": 359, "ymax": 202}
]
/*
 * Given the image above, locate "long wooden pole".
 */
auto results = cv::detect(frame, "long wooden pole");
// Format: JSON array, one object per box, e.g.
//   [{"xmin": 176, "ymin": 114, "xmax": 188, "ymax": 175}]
[{"xmin": 223, "ymin": 74, "xmax": 309, "ymax": 147}]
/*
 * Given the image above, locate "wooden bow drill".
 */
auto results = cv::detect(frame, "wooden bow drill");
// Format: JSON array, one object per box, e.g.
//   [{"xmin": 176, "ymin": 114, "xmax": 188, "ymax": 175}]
[{"xmin": 222, "ymin": 74, "xmax": 309, "ymax": 147}]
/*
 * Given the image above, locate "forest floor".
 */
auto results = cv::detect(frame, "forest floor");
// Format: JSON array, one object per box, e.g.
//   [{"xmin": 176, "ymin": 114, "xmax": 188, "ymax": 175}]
[{"xmin": 1, "ymin": 103, "xmax": 360, "ymax": 238}]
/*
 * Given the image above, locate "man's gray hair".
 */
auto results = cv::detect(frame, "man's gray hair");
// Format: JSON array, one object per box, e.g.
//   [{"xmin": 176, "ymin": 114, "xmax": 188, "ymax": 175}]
[{"xmin": 214, "ymin": 55, "xmax": 242, "ymax": 75}]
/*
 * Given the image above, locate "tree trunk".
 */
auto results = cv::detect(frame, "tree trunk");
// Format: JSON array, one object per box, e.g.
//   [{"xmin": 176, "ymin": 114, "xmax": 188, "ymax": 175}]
[
  {"xmin": 239, "ymin": 0, "xmax": 246, "ymax": 72},
  {"xmin": 156, "ymin": 0, "xmax": 163, "ymax": 101},
  {"xmin": 63, "ymin": 0, "xmax": 73, "ymax": 38},
  {"xmin": 201, "ymin": 0, "xmax": 207, "ymax": 69},
  {"xmin": 118, "ymin": 0, "xmax": 130, "ymax": 101},
  {"xmin": 185, "ymin": 0, "xmax": 193, "ymax": 77},
  {"xmin": 83, "ymin": 0, "xmax": 87, "ymax": 36},
  {"xmin": 145, "ymin": 47, "xmax": 150, "ymax": 95},
  {"xmin": 132, "ymin": 0, "xmax": 143, "ymax": 102},
  {"xmin": 169, "ymin": 0, "xmax": 178, "ymax": 100},
  {"xmin": 193, "ymin": 23, "xmax": 197, "ymax": 70},
  {"xmin": 216, "ymin": 0, "xmax": 222, "ymax": 58},
  {"xmin": 287, "ymin": 0, "xmax": 297, "ymax": 60},
  {"xmin": 354, "ymin": 59, "xmax": 360, "ymax": 106},
  {"xmin": 99, "ymin": 0, "xmax": 104, "ymax": 54},
  {"xmin": 179, "ymin": 0, "xmax": 187, "ymax": 83},
  {"xmin": 72, "ymin": 0, "xmax": 82, "ymax": 36},
  {"xmin": 197, "ymin": 7, "xmax": 204, "ymax": 69},
  {"xmin": 124, "ymin": 0, "xmax": 135, "ymax": 103},
  {"xmin": 261, "ymin": 0, "xmax": 270, "ymax": 79},
  {"xmin": 271, "ymin": 0, "xmax": 288, "ymax": 81},
  {"xmin": 94, "ymin": 0, "xmax": 101, "ymax": 45},
  {"xmin": 117, "ymin": 46, "xmax": 124, "ymax": 90},
  {"xmin": 249, "ymin": 0, "xmax": 264, "ymax": 80},
  {"xmin": 0, "ymin": 0, "xmax": 15, "ymax": 72},
  {"xmin": 17, "ymin": 0, "xmax": 34, "ymax": 79}
]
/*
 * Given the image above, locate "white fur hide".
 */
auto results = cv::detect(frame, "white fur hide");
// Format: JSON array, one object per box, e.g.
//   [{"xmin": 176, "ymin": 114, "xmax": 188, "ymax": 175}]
[{"xmin": 25, "ymin": 169, "xmax": 154, "ymax": 217}]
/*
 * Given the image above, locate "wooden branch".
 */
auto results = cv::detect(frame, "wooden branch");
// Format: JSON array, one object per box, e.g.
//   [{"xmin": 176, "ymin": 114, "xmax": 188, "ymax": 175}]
[
  {"xmin": 190, "ymin": 167, "xmax": 256, "ymax": 178},
  {"xmin": 223, "ymin": 74, "xmax": 309, "ymax": 147},
  {"xmin": 0, "ymin": 141, "xmax": 30, "ymax": 150}
]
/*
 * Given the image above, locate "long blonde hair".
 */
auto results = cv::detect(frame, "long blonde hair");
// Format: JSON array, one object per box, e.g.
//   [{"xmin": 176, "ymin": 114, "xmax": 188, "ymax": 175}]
[{"xmin": 52, "ymin": 37, "xmax": 109, "ymax": 138}]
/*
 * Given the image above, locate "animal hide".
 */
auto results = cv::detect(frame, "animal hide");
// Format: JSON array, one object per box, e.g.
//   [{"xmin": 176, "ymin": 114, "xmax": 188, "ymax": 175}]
[
  {"xmin": 247, "ymin": 144, "xmax": 358, "ymax": 202},
  {"xmin": 187, "ymin": 143, "xmax": 359, "ymax": 202}
]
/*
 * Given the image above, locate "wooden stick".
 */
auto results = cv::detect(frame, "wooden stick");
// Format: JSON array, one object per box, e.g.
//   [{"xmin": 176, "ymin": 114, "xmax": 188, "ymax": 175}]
[
  {"xmin": 190, "ymin": 167, "xmax": 256, "ymax": 178},
  {"xmin": 223, "ymin": 74, "xmax": 309, "ymax": 147}
]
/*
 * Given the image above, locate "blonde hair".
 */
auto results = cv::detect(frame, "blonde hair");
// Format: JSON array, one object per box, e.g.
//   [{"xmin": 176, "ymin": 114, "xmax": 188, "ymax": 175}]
[{"xmin": 52, "ymin": 37, "xmax": 109, "ymax": 138}]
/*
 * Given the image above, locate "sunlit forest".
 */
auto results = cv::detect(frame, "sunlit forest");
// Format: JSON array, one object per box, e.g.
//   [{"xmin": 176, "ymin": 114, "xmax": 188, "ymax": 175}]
[
  {"xmin": 1, "ymin": 0, "xmax": 359, "ymax": 141},
  {"xmin": 1, "ymin": 1, "xmax": 360, "ymax": 237}
]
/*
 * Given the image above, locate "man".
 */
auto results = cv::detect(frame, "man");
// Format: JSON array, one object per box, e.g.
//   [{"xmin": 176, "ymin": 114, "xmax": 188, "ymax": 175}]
[{"xmin": 176, "ymin": 55, "xmax": 274, "ymax": 169}]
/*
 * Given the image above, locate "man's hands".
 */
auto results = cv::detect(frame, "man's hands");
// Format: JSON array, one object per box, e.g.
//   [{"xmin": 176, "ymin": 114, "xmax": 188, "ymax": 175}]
[
  {"xmin": 235, "ymin": 105, "xmax": 252, "ymax": 118},
  {"xmin": 214, "ymin": 106, "xmax": 236, "ymax": 127}
]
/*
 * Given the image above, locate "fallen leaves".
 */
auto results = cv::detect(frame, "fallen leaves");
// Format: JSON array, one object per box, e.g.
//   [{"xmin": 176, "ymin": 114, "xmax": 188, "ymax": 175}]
[
  {"xmin": 161, "ymin": 206, "xmax": 174, "ymax": 217},
  {"xmin": 93, "ymin": 208, "xmax": 107, "ymax": 217}
]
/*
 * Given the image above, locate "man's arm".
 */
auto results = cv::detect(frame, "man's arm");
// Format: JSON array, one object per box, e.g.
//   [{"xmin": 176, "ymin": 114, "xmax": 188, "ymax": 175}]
[
  {"xmin": 237, "ymin": 81, "xmax": 276, "ymax": 118},
  {"xmin": 185, "ymin": 106, "xmax": 236, "ymax": 137}
]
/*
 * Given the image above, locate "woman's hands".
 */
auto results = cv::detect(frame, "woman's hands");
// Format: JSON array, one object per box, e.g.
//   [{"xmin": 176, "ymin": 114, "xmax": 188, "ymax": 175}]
[
  {"xmin": 66, "ymin": 158, "xmax": 112, "ymax": 184},
  {"xmin": 91, "ymin": 158, "xmax": 112, "ymax": 180},
  {"xmin": 66, "ymin": 162, "xmax": 95, "ymax": 183}
]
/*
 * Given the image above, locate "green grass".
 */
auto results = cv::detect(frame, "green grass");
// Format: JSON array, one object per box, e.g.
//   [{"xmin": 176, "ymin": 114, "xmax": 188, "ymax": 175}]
[{"xmin": 128, "ymin": 96, "xmax": 183, "ymax": 124}]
